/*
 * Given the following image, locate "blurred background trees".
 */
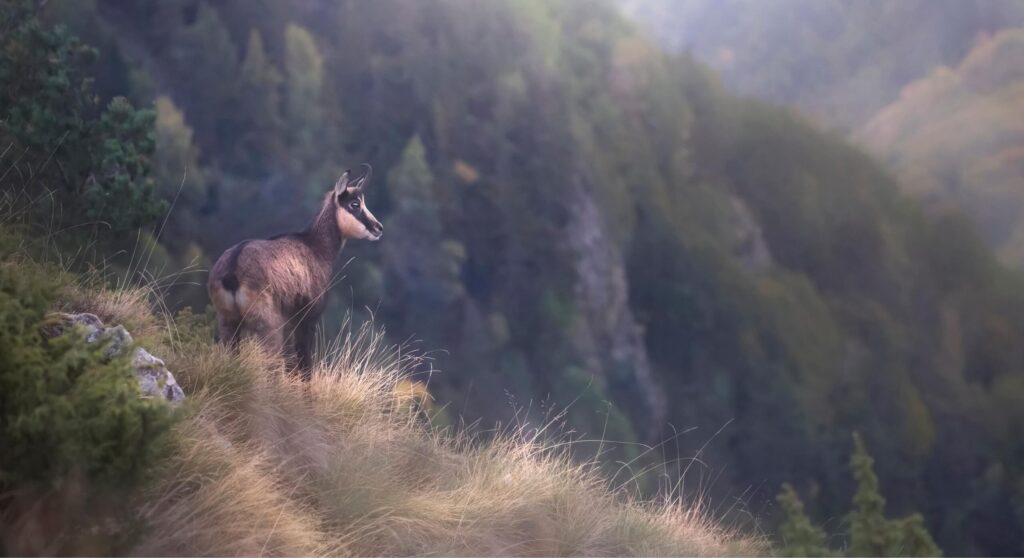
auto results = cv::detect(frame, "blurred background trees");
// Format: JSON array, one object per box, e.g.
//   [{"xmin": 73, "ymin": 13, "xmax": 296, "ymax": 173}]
[{"xmin": 628, "ymin": 0, "xmax": 1024, "ymax": 272}]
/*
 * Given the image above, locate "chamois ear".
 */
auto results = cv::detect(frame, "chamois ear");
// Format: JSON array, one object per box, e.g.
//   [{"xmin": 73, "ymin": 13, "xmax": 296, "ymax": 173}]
[
  {"xmin": 352, "ymin": 163, "xmax": 372, "ymax": 191},
  {"xmin": 334, "ymin": 170, "xmax": 351, "ymax": 196}
]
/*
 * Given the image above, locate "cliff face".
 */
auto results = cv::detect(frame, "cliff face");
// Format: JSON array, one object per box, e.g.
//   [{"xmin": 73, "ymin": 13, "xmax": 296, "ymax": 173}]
[
  {"xmin": 566, "ymin": 175, "xmax": 666, "ymax": 442},
  {"xmin": 728, "ymin": 194, "xmax": 773, "ymax": 273}
]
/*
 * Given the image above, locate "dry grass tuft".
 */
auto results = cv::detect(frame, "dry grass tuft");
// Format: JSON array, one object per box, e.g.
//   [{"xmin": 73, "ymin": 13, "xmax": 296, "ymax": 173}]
[
  {"xmin": 56, "ymin": 283, "xmax": 165, "ymax": 345},
  {"xmin": 59, "ymin": 280, "xmax": 762, "ymax": 557}
]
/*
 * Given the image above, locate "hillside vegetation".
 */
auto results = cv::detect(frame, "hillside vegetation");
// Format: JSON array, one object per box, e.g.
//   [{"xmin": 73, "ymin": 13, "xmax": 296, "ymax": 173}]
[
  {"xmin": 3, "ymin": 0, "xmax": 1024, "ymax": 554},
  {"xmin": 0, "ymin": 233, "xmax": 754, "ymax": 556},
  {"xmin": 856, "ymin": 29, "xmax": 1024, "ymax": 267},
  {"xmin": 623, "ymin": 0, "xmax": 1024, "ymax": 130},
  {"xmin": 626, "ymin": 0, "xmax": 1024, "ymax": 274}
]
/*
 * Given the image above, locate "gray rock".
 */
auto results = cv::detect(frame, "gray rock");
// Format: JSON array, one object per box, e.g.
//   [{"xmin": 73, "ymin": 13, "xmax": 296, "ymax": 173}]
[
  {"xmin": 42, "ymin": 311, "xmax": 102, "ymax": 338},
  {"xmin": 92, "ymin": 325, "xmax": 134, "ymax": 359},
  {"xmin": 69, "ymin": 312, "xmax": 104, "ymax": 331},
  {"xmin": 43, "ymin": 312, "xmax": 185, "ymax": 405},
  {"xmin": 131, "ymin": 347, "xmax": 185, "ymax": 403}
]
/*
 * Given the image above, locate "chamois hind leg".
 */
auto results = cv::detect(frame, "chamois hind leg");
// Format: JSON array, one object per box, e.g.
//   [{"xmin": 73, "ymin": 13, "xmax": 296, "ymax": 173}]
[
  {"xmin": 293, "ymin": 319, "xmax": 316, "ymax": 381},
  {"xmin": 240, "ymin": 297, "xmax": 288, "ymax": 365},
  {"xmin": 217, "ymin": 314, "xmax": 242, "ymax": 350},
  {"xmin": 244, "ymin": 316, "xmax": 287, "ymax": 364}
]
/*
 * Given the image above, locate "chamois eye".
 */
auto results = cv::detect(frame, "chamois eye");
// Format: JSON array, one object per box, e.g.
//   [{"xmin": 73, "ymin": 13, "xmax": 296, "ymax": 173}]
[{"xmin": 349, "ymin": 200, "xmax": 360, "ymax": 211}]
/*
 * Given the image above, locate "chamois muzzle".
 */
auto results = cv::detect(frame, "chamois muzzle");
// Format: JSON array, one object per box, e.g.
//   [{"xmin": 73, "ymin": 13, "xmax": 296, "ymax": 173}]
[{"xmin": 368, "ymin": 220, "xmax": 383, "ymax": 240}]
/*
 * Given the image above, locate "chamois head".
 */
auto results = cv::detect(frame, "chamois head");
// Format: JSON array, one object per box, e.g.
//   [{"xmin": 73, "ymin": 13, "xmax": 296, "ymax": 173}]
[{"xmin": 333, "ymin": 165, "xmax": 383, "ymax": 241}]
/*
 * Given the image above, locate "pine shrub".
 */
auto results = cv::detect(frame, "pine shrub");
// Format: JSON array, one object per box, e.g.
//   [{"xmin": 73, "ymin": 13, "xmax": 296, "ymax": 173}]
[{"xmin": 0, "ymin": 250, "xmax": 175, "ymax": 488}]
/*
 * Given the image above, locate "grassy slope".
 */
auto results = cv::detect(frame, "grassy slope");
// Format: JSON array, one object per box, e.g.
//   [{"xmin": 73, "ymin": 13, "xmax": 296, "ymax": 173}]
[{"xmin": 40, "ymin": 267, "xmax": 760, "ymax": 556}]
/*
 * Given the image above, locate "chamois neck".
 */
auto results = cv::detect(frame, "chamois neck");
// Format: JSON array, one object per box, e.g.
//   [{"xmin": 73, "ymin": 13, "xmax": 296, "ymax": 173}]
[{"xmin": 304, "ymin": 193, "xmax": 345, "ymax": 261}]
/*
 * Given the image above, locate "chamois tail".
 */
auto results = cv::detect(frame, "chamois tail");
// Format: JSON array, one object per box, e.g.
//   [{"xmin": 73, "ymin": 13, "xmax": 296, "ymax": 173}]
[
  {"xmin": 221, "ymin": 273, "xmax": 240, "ymax": 292},
  {"xmin": 210, "ymin": 241, "xmax": 250, "ymax": 319},
  {"xmin": 221, "ymin": 240, "xmax": 249, "ymax": 292}
]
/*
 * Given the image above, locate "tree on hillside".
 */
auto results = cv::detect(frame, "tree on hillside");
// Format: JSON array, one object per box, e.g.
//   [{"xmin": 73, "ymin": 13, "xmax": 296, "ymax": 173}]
[
  {"xmin": 847, "ymin": 433, "xmax": 941, "ymax": 557},
  {"xmin": 236, "ymin": 29, "xmax": 284, "ymax": 176},
  {"xmin": 152, "ymin": 96, "xmax": 210, "ymax": 304},
  {"xmin": 0, "ymin": 0, "xmax": 162, "ymax": 233},
  {"xmin": 777, "ymin": 483, "xmax": 837, "ymax": 557},
  {"xmin": 284, "ymin": 23, "xmax": 325, "ymax": 177},
  {"xmin": 166, "ymin": 2, "xmax": 240, "ymax": 152},
  {"xmin": 847, "ymin": 432, "xmax": 892, "ymax": 555},
  {"xmin": 381, "ymin": 135, "xmax": 466, "ymax": 341},
  {"xmin": 777, "ymin": 434, "xmax": 941, "ymax": 557},
  {"xmin": 153, "ymin": 97, "xmax": 204, "ymax": 207}
]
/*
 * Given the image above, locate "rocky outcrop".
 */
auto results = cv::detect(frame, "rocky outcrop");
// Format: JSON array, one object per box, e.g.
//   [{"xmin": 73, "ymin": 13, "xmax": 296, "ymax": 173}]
[
  {"xmin": 729, "ymin": 194, "xmax": 773, "ymax": 273},
  {"xmin": 566, "ymin": 175, "xmax": 666, "ymax": 442},
  {"xmin": 43, "ymin": 312, "xmax": 185, "ymax": 404}
]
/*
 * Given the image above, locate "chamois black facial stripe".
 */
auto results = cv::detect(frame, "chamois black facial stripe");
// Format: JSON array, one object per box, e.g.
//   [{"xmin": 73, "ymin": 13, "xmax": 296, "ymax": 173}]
[
  {"xmin": 345, "ymin": 198, "xmax": 376, "ymax": 232},
  {"xmin": 356, "ymin": 209, "xmax": 377, "ymax": 232}
]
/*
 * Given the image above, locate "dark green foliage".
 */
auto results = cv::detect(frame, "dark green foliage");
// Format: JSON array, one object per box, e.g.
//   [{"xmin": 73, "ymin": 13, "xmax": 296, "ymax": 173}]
[
  {"xmin": 236, "ymin": 29, "xmax": 285, "ymax": 176},
  {"xmin": 0, "ymin": 248, "xmax": 174, "ymax": 488},
  {"xmin": 163, "ymin": 2, "xmax": 240, "ymax": 152},
  {"xmin": 777, "ymin": 483, "xmax": 837, "ymax": 557},
  {"xmin": 847, "ymin": 433, "xmax": 892, "ymax": 556},
  {"xmin": 284, "ymin": 23, "xmax": 326, "ymax": 175},
  {"xmin": 847, "ymin": 434, "xmax": 942, "ymax": 557},
  {"xmin": 777, "ymin": 434, "xmax": 942, "ymax": 557},
  {"xmin": 381, "ymin": 135, "xmax": 466, "ymax": 332},
  {"xmin": 0, "ymin": 0, "xmax": 96, "ymax": 152},
  {"xmin": 170, "ymin": 306, "xmax": 216, "ymax": 349},
  {"xmin": 0, "ymin": 0, "xmax": 163, "ymax": 233},
  {"xmin": 89, "ymin": 97, "xmax": 161, "ymax": 231}
]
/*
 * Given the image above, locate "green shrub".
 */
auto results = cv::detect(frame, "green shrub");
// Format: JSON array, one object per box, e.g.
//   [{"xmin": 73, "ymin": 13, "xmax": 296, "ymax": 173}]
[
  {"xmin": 0, "ymin": 255, "xmax": 175, "ymax": 488},
  {"xmin": 0, "ymin": 0, "xmax": 163, "ymax": 233},
  {"xmin": 777, "ymin": 483, "xmax": 837, "ymax": 557},
  {"xmin": 170, "ymin": 305, "xmax": 215, "ymax": 349}
]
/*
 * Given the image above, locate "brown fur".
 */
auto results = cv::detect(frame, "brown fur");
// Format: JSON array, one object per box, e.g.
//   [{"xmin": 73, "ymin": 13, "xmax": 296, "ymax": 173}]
[{"xmin": 208, "ymin": 170, "xmax": 382, "ymax": 378}]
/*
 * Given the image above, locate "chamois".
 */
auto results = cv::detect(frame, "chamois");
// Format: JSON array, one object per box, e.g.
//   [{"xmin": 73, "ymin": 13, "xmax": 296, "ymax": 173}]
[{"xmin": 208, "ymin": 166, "xmax": 383, "ymax": 379}]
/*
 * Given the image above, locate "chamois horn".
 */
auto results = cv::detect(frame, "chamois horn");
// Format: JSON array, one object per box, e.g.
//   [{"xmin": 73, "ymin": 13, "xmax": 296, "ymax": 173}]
[{"xmin": 357, "ymin": 163, "xmax": 372, "ymax": 188}]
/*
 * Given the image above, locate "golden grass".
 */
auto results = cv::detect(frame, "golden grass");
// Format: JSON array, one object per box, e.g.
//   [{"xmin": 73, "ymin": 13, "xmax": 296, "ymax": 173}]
[{"xmin": 60, "ymin": 282, "xmax": 762, "ymax": 557}]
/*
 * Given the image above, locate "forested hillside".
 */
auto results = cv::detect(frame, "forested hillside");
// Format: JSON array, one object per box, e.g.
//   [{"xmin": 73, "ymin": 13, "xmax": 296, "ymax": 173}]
[
  {"xmin": 6, "ymin": 0, "xmax": 1024, "ymax": 554},
  {"xmin": 856, "ymin": 29, "xmax": 1024, "ymax": 268},
  {"xmin": 625, "ymin": 0, "xmax": 1024, "ymax": 274},
  {"xmin": 622, "ymin": 0, "xmax": 1024, "ymax": 130}
]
